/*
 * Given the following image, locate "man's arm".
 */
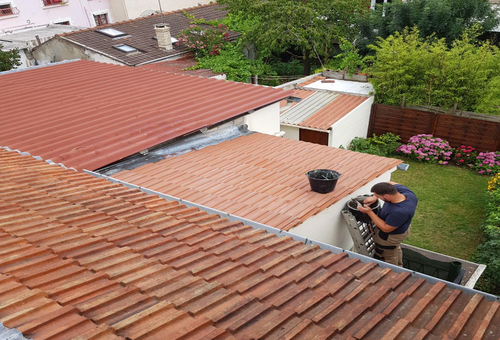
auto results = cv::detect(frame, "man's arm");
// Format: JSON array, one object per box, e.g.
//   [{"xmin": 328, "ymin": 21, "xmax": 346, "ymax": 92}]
[{"xmin": 358, "ymin": 205, "xmax": 397, "ymax": 233}]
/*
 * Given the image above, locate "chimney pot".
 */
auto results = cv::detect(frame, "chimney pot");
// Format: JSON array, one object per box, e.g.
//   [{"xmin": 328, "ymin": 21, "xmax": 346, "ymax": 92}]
[{"xmin": 155, "ymin": 23, "xmax": 173, "ymax": 51}]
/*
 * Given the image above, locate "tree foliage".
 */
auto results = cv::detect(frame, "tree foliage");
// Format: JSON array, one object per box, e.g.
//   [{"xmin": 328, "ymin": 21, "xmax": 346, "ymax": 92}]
[
  {"xmin": 365, "ymin": 27, "xmax": 500, "ymax": 114},
  {"xmin": 357, "ymin": 0, "xmax": 499, "ymax": 54},
  {"xmin": 0, "ymin": 45, "xmax": 21, "ymax": 71},
  {"xmin": 218, "ymin": 0, "xmax": 369, "ymax": 64}
]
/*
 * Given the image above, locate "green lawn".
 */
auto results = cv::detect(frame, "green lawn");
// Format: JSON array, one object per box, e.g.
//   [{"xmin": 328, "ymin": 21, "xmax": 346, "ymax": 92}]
[{"xmin": 391, "ymin": 159, "xmax": 490, "ymax": 260}]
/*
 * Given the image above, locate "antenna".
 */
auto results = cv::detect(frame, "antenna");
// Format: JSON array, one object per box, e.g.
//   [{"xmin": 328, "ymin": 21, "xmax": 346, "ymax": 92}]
[{"xmin": 158, "ymin": 0, "xmax": 164, "ymax": 18}]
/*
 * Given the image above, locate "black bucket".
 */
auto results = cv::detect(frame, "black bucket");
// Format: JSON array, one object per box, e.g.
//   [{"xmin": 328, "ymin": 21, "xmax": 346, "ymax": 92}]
[
  {"xmin": 306, "ymin": 169, "xmax": 341, "ymax": 194},
  {"xmin": 346, "ymin": 195, "xmax": 380, "ymax": 223}
]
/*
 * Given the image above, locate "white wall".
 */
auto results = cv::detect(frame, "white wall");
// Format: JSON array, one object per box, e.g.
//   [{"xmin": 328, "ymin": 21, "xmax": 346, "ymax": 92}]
[
  {"xmin": 289, "ymin": 169, "xmax": 395, "ymax": 250},
  {"xmin": 280, "ymin": 124, "xmax": 299, "ymax": 141},
  {"xmin": 244, "ymin": 102, "xmax": 281, "ymax": 136},
  {"xmin": 330, "ymin": 96, "xmax": 374, "ymax": 148},
  {"xmin": 110, "ymin": 0, "xmax": 212, "ymax": 21},
  {"xmin": 0, "ymin": 0, "xmax": 113, "ymax": 32}
]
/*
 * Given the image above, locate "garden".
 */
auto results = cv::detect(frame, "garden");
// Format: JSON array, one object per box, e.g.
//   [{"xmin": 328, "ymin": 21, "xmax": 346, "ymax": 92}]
[{"xmin": 348, "ymin": 133, "xmax": 500, "ymax": 295}]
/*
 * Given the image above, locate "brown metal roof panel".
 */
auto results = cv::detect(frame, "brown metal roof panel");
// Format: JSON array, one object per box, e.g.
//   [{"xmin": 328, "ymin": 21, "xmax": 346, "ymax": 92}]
[{"xmin": 0, "ymin": 60, "xmax": 292, "ymax": 171}]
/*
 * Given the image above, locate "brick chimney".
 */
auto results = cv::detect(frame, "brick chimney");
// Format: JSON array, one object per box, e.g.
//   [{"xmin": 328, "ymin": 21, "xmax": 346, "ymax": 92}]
[{"xmin": 155, "ymin": 23, "xmax": 173, "ymax": 51}]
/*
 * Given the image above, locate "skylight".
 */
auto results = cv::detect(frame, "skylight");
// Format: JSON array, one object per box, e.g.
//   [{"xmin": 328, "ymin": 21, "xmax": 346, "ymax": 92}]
[
  {"xmin": 113, "ymin": 44, "xmax": 137, "ymax": 53},
  {"xmin": 97, "ymin": 28, "xmax": 127, "ymax": 37}
]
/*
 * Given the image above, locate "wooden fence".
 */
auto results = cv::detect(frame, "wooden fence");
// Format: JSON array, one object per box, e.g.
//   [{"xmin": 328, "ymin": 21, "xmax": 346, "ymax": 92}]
[{"xmin": 368, "ymin": 104, "xmax": 500, "ymax": 152}]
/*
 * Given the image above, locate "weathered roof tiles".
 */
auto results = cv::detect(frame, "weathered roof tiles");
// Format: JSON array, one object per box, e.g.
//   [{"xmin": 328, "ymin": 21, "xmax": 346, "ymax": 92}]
[{"xmin": 0, "ymin": 148, "xmax": 499, "ymax": 339}]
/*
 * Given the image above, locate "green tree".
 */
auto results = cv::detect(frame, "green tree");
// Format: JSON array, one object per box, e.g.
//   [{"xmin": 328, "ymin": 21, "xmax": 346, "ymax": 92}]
[
  {"xmin": 357, "ymin": 0, "xmax": 499, "ymax": 55},
  {"xmin": 0, "ymin": 45, "xmax": 21, "ymax": 71},
  {"xmin": 366, "ymin": 27, "xmax": 500, "ymax": 114},
  {"xmin": 218, "ymin": 0, "xmax": 369, "ymax": 74}
]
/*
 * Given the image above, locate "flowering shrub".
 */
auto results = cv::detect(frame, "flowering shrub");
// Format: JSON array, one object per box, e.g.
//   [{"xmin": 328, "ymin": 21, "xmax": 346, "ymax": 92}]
[
  {"xmin": 488, "ymin": 173, "xmax": 500, "ymax": 192},
  {"xmin": 472, "ymin": 151, "xmax": 500, "ymax": 175},
  {"xmin": 453, "ymin": 145, "xmax": 478, "ymax": 167},
  {"xmin": 176, "ymin": 23, "xmax": 230, "ymax": 57},
  {"xmin": 396, "ymin": 134, "xmax": 453, "ymax": 164}
]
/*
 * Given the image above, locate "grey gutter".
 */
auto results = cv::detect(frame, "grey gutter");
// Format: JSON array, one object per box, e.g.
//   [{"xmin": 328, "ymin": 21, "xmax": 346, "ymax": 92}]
[{"xmin": 84, "ymin": 170, "xmax": 500, "ymax": 302}]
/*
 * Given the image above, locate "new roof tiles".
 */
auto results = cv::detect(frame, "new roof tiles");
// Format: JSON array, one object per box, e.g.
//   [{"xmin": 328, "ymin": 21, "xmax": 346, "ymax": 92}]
[
  {"xmin": 0, "ymin": 148, "xmax": 499, "ymax": 339},
  {"xmin": 113, "ymin": 133, "xmax": 402, "ymax": 231},
  {"xmin": 0, "ymin": 60, "xmax": 292, "ymax": 172},
  {"xmin": 54, "ymin": 4, "xmax": 236, "ymax": 66}
]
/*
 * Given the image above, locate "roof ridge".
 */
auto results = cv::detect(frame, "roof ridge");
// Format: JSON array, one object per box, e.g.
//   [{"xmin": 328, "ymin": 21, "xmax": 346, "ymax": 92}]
[{"xmin": 57, "ymin": 3, "xmax": 224, "ymax": 38}]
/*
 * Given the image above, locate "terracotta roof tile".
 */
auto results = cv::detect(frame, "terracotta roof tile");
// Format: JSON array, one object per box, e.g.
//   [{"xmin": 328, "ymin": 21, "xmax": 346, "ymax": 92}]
[
  {"xmin": 113, "ymin": 133, "xmax": 401, "ymax": 231},
  {"xmin": 0, "ymin": 148, "xmax": 499, "ymax": 340},
  {"xmin": 0, "ymin": 60, "xmax": 292, "ymax": 171}
]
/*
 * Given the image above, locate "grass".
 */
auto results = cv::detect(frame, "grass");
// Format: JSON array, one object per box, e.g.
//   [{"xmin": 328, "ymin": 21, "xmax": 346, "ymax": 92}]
[{"xmin": 391, "ymin": 158, "xmax": 490, "ymax": 260}]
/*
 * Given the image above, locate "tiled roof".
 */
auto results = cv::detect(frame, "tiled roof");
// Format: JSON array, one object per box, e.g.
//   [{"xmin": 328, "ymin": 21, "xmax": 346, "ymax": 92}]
[
  {"xmin": 55, "ymin": 4, "xmax": 236, "ymax": 66},
  {"xmin": 1, "ymin": 148, "xmax": 499, "ymax": 340},
  {"xmin": 140, "ymin": 56, "xmax": 221, "ymax": 77},
  {"xmin": 0, "ymin": 60, "xmax": 292, "ymax": 172},
  {"xmin": 113, "ymin": 133, "xmax": 402, "ymax": 231}
]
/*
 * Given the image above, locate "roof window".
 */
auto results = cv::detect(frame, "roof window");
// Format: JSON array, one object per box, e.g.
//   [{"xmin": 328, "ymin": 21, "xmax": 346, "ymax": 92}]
[
  {"xmin": 113, "ymin": 44, "xmax": 137, "ymax": 53},
  {"xmin": 97, "ymin": 28, "xmax": 126, "ymax": 37}
]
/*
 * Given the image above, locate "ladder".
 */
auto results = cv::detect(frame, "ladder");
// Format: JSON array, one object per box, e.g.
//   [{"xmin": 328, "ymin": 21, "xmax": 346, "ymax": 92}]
[{"xmin": 341, "ymin": 209, "xmax": 376, "ymax": 257}]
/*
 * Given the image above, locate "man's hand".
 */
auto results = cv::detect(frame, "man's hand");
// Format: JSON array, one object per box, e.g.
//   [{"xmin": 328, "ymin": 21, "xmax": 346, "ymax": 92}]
[
  {"xmin": 363, "ymin": 196, "xmax": 378, "ymax": 205},
  {"xmin": 358, "ymin": 203, "xmax": 373, "ymax": 214}
]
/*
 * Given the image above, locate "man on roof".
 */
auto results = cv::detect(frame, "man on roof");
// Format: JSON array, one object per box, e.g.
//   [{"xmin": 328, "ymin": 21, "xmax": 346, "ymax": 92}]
[{"xmin": 358, "ymin": 181, "xmax": 418, "ymax": 266}]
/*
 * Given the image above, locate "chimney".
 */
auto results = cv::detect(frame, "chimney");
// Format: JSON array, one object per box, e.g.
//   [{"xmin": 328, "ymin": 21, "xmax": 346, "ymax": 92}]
[{"xmin": 155, "ymin": 23, "xmax": 173, "ymax": 51}]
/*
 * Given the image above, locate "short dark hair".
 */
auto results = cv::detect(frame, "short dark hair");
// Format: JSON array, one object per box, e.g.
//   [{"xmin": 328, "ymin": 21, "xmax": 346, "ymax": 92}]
[{"xmin": 371, "ymin": 182, "xmax": 398, "ymax": 195}]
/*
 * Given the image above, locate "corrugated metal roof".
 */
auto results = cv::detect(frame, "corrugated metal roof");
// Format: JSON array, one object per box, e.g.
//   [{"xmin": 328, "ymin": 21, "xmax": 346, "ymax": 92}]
[
  {"xmin": 140, "ymin": 56, "xmax": 221, "ymax": 77},
  {"xmin": 0, "ymin": 60, "xmax": 292, "ymax": 172},
  {"xmin": 1, "ymin": 148, "xmax": 499, "ymax": 340},
  {"xmin": 113, "ymin": 133, "xmax": 402, "ymax": 231},
  {"xmin": 280, "ymin": 92, "xmax": 369, "ymax": 131},
  {"xmin": 280, "ymin": 91, "xmax": 339, "ymax": 126},
  {"xmin": 53, "ymin": 4, "xmax": 236, "ymax": 66}
]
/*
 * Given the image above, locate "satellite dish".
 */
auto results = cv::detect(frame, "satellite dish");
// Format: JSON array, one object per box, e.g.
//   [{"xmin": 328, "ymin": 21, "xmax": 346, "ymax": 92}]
[{"xmin": 139, "ymin": 9, "xmax": 160, "ymax": 17}]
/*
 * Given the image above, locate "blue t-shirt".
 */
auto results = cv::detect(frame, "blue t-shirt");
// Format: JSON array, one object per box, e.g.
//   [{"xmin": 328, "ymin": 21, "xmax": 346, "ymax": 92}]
[{"xmin": 378, "ymin": 184, "xmax": 418, "ymax": 234}]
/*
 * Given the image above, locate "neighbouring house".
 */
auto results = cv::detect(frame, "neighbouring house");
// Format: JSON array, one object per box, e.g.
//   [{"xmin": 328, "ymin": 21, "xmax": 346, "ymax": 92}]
[
  {"xmin": 0, "ymin": 0, "xmax": 114, "ymax": 32},
  {"xmin": 30, "ymin": 3, "xmax": 235, "ymax": 67},
  {"xmin": 107, "ymin": 132, "xmax": 401, "ymax": 250},
  {"xmin": 109, "ymin": 0, "xmax": 212, "ymax": 21},
  {"xmin": 0, "ymin": 147, "xmax": 499, "ymax": 340},
  {"xmin": 0, "ymin": 24, "xmax": 84, "ymax": 68},
  {"xmin": 0, "ymin": 59, "xmax": 292, "ymax": 171},
  {"xmin": 278, "ymin": 74, "xmax": 375, "ymax": 148}
]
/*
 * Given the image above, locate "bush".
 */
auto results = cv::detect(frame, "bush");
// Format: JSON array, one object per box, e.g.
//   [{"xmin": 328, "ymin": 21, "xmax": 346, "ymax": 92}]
[
  {"xmin": 348, "ymin": 133, "xmax": 401, "ymax": 157},
  {"xmin": 396, "ymin": 134, "xmax": 453, "ymax": 164},
  {"xmin": 176, "ymin": 23, "xmax": 230, "ymax": 57},
  {"xmin": 472, "ymin": 151, "xmax": 500, "ymax": 175},
  {"xmin": 453, "ymin": 145, "xmax": 478, "ymax": 167},
  {"xmin": 474, "ymin": 173, "xmax": 500, "ymax": 295}
]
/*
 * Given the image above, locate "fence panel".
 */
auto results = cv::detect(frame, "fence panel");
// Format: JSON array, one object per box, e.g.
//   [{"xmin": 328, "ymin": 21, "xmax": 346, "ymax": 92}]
[{"xmin": 369, "ymin": 104, "xmax": 500, "ymax": 152}]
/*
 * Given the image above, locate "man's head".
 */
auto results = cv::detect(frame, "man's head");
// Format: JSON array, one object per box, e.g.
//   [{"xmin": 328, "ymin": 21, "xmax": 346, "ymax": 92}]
[{"xmin": 371, "ymin": 182, "xmax": 398, "ymax": 202}]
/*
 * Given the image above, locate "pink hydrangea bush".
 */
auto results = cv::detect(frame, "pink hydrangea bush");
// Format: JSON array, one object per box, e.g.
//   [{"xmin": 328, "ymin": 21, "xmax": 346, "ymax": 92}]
[
  {"xmin": 472, "ymin": 151, "xmax": 500, "ymax": 175},
  {"xmin": 396, "ymin": 134, "xmax": 453, "ymax": 164}
]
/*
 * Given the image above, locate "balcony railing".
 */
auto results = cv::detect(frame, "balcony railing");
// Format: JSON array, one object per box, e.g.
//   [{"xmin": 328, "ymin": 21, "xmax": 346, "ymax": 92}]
[
  {"xmin": 0, "ymin": 6, "xmax": 20, "ymax": 16},
  {"xmin": 42, "ymin": 0, "xmax": 67, "ymax": 6}
]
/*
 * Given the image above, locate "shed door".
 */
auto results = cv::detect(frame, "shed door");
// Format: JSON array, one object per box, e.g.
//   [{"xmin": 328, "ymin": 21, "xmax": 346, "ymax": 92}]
[{"xmin": 299, "ymin": 128, "xmax": 329, "ymax": 146}]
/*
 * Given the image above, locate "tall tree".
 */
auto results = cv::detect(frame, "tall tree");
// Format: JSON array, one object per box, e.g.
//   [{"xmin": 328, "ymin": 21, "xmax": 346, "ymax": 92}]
[
  {"xmin": 218, "ymin": 0, "xmax": 370, "ymax": 74},
  {"xmin": 357, "ymin": 0, "xmax": 499, "ymax": 55},
  {"xmin": 0, "ymin": 45, "xmax": 21, "ymax": 71}
]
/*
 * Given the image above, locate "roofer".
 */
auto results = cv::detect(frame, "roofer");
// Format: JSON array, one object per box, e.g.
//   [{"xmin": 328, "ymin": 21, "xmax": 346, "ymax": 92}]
[{"xmin": 358, "ymin": 181, "xmax": 418, "ymax": 266}]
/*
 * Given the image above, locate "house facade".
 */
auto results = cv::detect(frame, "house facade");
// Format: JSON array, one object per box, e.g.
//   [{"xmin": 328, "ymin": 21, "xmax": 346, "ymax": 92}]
[
  {"xmin": 109, "ymin": 0, "xmax": 212, "ymax": 21},
  {"xmin": 0, "ymin": 0, "xmax": 113, "ymax": 32}
]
